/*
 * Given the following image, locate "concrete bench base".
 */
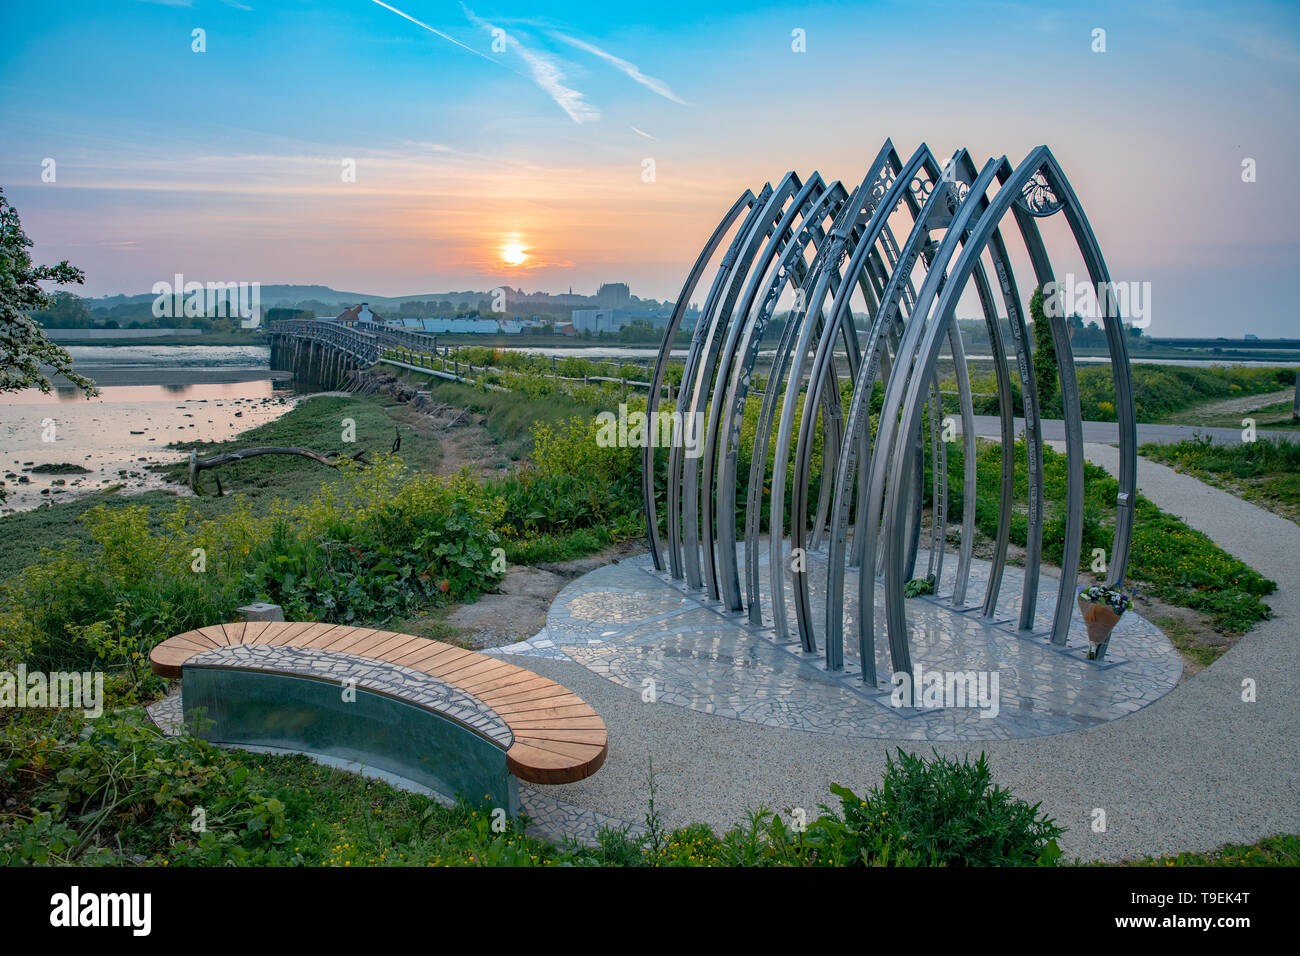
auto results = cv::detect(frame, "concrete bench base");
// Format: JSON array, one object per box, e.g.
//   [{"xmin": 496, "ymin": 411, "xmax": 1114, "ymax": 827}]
[{"xmin": 183, "ymin": 645, "xmax": 519, "ymax": 812}]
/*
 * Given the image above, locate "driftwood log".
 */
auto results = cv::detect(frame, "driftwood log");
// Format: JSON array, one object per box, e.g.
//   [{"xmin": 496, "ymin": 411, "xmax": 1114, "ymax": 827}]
[{"xmin": 188, "ymin": 446, "xmax": 370, "ymax": 494}]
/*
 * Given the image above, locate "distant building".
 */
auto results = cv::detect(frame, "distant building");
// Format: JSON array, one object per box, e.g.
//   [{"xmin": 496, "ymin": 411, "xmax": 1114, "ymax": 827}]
[
  {"xmin": 407, "ymin": 317, "xmax": 528, "ymax": 334},
  {"xmin": 569, "ymin": 307, "xmax": 697, "ymax": 335},
  {"xmin": 334, "ymin": 303, "xmax": 381, "ymax": 326},
  {"xmin": 595, "ymin": 282, "xmax": 631, "ymax": 308}
]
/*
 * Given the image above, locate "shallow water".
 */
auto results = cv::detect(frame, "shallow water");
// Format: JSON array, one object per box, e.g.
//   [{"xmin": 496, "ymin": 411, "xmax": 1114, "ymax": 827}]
[
  {"xmin": 59, "ymin": 344, "xmax": 271, "ymax": 369},
  {"xmin": 0, "ymin": 381, "xmax": 294, "ymax": 515}
]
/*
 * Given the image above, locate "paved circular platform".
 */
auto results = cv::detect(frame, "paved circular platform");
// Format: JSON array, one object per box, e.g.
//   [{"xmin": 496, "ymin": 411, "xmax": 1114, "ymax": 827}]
[{"xmin": 497, "ymin": 547, "xmax": 1182, "ymax": 741}]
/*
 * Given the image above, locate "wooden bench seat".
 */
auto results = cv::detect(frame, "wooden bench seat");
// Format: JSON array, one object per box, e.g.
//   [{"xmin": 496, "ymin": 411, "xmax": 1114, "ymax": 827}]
[{"xmin": 150, "ymin": 621, "xmax": 607, "ymax": 786}]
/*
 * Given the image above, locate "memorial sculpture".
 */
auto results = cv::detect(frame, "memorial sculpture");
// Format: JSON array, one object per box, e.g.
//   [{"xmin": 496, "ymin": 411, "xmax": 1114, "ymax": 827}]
[{"xmin": 641, "ymin": 140, "xmax": 1137, "ymax": 683}]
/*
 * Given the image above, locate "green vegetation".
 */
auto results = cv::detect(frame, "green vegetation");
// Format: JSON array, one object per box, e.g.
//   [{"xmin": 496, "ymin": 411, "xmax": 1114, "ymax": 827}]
[
  {"xmin": 964, "ymin": 362, "xmax": 1294, "ymax": 424},
  {"xmin": 1126, "ymin": 834, "xmax": 1300, "ymax": 867},
  {"xmin": 904, "ymin": 576, "xmax": 936, "ymax": 598},
  {"xmin": 0, "ymin": 394, "xmax": 443, "ymax": 581},
  {"xmin": 1150, "ymin": 615, "xmax": 1224, "ymax": 670},
  {"xmin": 940, "ymin": 438, "xmax": 1276, "ymax": 634},
  {"xmin": 422, "ymin": 378, "xmax": 604, "ymax": 460},
  {"xmin": 29, "ymin": 463, "xmax": 90, "ymax": 475},
  {"xmin": 1142, "ymin": 436, "xmax": 1300, "ymax": 525},
  {"xmin": 1029, "ymin": 287, "xmax": 1058, "ymax": 411},
  {"xmin": 1191, "ymin": 398, "xmax": 1300, "ymax": 431},
  {"xmin": 3, "ymin": 705, "xmax": 1290, "ymax": 866},
  {"xmin": 0, "ymin": 713, "xmax": 1060, "ymax": 867},
  {"xmin": 489, "ymin": 414, "xmax": 643, "ymax": 559},
  {"xmin": 0, "ymin": 460, "xmax": 504, "ymax": 678}
]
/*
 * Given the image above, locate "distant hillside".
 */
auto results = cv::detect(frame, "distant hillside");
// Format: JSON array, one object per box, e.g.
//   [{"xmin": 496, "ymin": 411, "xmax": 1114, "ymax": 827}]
[{"xmin": 85, "ymin": 284, "xmax": 667, "ymax": 311}]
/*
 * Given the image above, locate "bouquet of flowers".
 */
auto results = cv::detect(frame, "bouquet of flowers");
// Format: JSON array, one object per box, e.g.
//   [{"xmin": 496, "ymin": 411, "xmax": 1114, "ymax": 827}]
[{"xmin": 1076, "ymin": 584, "xmax": 1131, "ymax": 660}]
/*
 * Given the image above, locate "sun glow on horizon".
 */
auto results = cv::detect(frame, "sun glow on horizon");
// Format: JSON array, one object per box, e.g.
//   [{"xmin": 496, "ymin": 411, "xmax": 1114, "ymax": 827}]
[{"xmin": 500, "ymin": 238, "xmax": 529, "ymax": 266}]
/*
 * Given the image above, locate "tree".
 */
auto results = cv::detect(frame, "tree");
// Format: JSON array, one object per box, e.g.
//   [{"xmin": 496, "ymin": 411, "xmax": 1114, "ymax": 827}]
[
  {"xmin": 32, "ymin": 290, "xmax": 92, "ymax": 328},
  {"xmin": 1029, "ymin": 285, "xmax": 1058, "ymax": 413},
  {"xmin": 1, "ymin": 187, "xmax": 97, "ymax": 397}
]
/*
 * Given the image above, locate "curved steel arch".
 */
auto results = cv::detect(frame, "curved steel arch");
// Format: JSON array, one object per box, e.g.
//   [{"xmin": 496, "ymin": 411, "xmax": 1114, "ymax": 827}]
[{"xmin": 641, "ymin": 141, "xmax": 1136, "ymax": 691}]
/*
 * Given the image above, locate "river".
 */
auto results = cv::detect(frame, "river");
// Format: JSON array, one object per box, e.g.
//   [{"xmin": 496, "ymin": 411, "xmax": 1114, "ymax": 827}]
[{"xmin": 0, "ymin": 346, "xmax": 293, "ymax": 515}]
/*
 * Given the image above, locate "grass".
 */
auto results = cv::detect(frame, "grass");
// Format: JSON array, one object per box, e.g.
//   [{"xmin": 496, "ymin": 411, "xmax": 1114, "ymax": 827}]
[
  {"xmin": 957, "ymin": 362, "xmax": 1295, "ymax": 424},
  {"xmin": 158, "ymin": 393, "xmax": 444, "ymax": 493},
  {"xmin": 419, "ymin": 378, "xmax": 603, "ymax": 457},
  {"xmin": 1141, "ymin": 436, "xmax": 1300, "ymax": 525},
  {"xmin": 1167, "ymin": 397, "xmax": 1300, "ymax": 431},
  {"xmin": 945, "ymin": 438, "xmax": 1277, "ymax": 634},
  {"xmin": 1150, "ymin": 615, "xmax": 1224, "ymax": 669},
  {"xmin": 1126, "ymin": 834, "xmax": 1300, "ymax": 867},
  {"xmin": 0, "ymin": 394, "xmax": 440, "ymax": 579}
]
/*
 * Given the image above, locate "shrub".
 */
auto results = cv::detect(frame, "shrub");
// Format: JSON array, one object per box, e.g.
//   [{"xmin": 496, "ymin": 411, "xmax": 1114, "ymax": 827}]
[
  {"xmin": 825, "ymin": 749, "xmax": 1063, "ymax": 866},
  {"xmin": 0, "ymin": 458, "xmax": 505, "ymax": 676},
  {"xmin": 597, "ymin": 750, "xmax": 1063, "ymax": 867}
]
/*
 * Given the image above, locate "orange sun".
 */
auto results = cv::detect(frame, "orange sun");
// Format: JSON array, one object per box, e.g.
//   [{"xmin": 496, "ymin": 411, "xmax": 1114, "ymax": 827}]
[{"xmin": 501, "ymin": 239, "xmax": 529, "ymax": 266}]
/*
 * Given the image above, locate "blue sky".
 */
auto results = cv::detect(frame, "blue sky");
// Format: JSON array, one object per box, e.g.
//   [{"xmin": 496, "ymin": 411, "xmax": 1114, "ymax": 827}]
[{"xmin": 2, "ymin": 0, "xmax": 1298, "ymax": 336}]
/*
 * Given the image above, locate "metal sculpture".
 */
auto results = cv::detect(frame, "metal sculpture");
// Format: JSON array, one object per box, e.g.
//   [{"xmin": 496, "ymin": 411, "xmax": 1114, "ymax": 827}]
[{"xmin": 642, "ymin": 140, "xmax": 1137, "ymax": 683}]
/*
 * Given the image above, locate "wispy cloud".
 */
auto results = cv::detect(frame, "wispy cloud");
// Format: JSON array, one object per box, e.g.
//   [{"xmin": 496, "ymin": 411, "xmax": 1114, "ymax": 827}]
[
  {"xmin": 631, "ymin": 126, "xmax": 656, "ymax": 141},
  {"xmin": 462, "ymin": 6, "xmax": 599, "ymax": 125},
  {"xmin": 550, "ymin": 31, "xmax": 687, "ymax": 105}
]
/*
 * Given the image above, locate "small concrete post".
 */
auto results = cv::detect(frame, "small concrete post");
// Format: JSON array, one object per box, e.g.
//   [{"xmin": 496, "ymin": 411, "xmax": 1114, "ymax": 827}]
[{"xmin": 236, "ymin": 602, "xmax": 284, "ymax": 622}]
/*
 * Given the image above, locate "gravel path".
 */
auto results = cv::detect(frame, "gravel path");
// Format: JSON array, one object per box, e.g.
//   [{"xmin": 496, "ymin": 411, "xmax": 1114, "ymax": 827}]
[
  {"xmin": 969, "ymin": 414, "xmax": 1292, "ymax": 446},
  {"xmin": 513, "ymin": 445, "xmax": 1300, "ymax": 862}
]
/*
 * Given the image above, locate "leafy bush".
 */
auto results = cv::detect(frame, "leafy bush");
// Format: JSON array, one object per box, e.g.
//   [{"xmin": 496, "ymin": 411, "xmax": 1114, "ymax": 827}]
[
  {"xmin": 828, "ymin": 749, "xmax": 1063, "ymax": 866},
  {"xmin": 0, "ymin": 708, "xmax": 563, "ymax": 866},
  {"xmin": 0, "ymin": 458, "xmax": 504, "ymax": 676},
  {"xmin": 600, "ymin": 749, "xmax": 1063, "ymax": 867},
  {"xmin": 490, "ymin": 413, "xmax": 644, "ymax": 544}
]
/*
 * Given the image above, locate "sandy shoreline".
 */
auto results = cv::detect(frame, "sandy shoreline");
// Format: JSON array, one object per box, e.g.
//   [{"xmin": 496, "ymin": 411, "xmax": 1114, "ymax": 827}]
[{"xmin": 1, "ymin": 379, "xmax": 298, "ymax": 515}]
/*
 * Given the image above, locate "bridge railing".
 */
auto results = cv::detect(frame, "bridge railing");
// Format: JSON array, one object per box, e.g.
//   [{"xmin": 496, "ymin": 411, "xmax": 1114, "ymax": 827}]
[{"xmin": 270, "ymin": 320, "xmax": 379, "ymax": 364}]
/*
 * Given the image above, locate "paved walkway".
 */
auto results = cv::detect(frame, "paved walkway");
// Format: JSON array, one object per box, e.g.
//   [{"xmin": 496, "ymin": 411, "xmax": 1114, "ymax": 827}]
[
  {"xmin": 969, "ymin": 414, "xmax": 1293, "ymax": 446},
  {"xmin": 506, "ymin": 447, "xmax": 1299, "ymax": 861}
]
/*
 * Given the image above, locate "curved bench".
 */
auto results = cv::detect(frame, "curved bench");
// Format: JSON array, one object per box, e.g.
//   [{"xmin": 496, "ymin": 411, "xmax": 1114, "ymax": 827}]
[{"xmin": 150, "ymin": 621, "xmax": 607, "ymax": 791}]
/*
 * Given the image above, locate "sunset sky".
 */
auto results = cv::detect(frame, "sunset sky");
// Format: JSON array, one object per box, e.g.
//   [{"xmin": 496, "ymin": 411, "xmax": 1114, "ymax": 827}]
[{"xmin": 2, "ymin": 0, "xmax": 1298, "ymax": 335}]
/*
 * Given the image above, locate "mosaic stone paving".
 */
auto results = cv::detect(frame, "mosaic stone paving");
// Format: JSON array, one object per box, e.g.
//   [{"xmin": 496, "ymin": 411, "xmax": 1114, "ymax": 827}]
[
  {"xmin": 492, "ymin": 547, "xmax": 1182, "ymax": 741},
  {"xmin": 146, "ymin": 689, "xmax": 637, "ymax": 846}
]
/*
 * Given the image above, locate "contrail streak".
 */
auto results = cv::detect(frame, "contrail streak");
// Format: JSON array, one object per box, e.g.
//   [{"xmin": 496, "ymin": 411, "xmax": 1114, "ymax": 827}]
[
  {"xmin": 462, "ymin": 6, "xmax": 599, "ymax": 124},
  {"xmin": 369, "ymin": 0, "xmax": 496, "ymax": 65},
  {"xmin": 550, "ymin": 31, "xmax": 687, "ymax": 105}
]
